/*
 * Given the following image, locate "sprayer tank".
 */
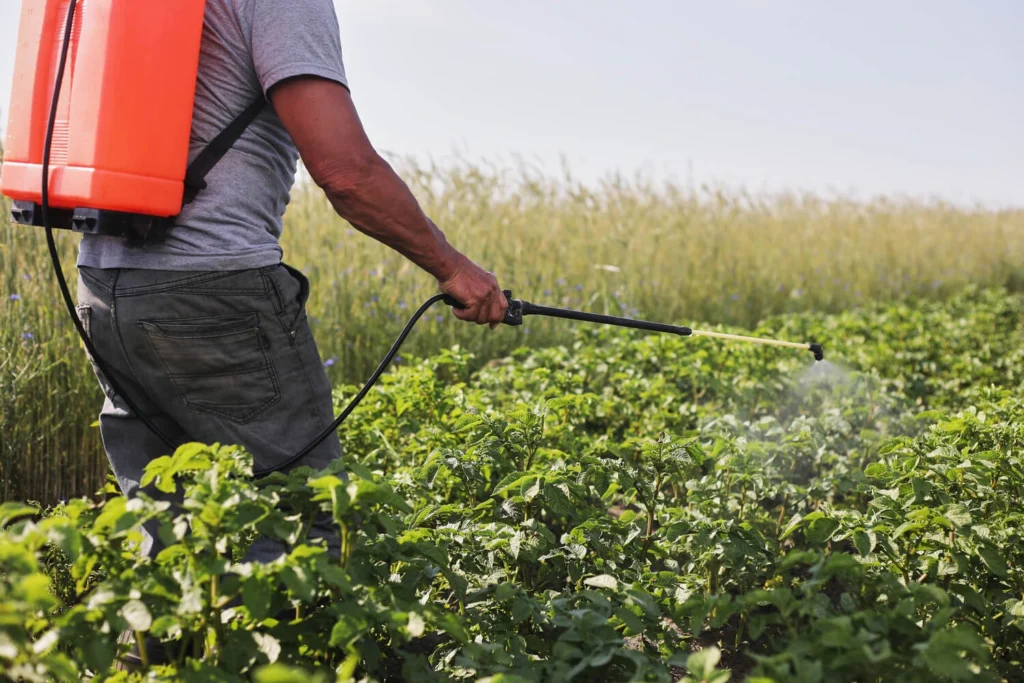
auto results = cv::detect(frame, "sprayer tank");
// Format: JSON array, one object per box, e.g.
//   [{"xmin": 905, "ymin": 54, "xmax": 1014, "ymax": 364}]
[{"xmin": 1, "ymin": 0, "xmax": 207, "ymax": 217}]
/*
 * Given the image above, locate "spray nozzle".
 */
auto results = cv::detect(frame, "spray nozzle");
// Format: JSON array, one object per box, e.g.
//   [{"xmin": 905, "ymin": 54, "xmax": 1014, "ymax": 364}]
[{"xmin": 809, "ymin": 343, "xmax": 824, "ymax": 361}]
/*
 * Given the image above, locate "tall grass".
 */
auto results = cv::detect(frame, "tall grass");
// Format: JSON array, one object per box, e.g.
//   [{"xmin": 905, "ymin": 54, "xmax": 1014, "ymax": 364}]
[{"xmin": 3, "ymin": 157, "xmax": 1024, "ymax": 504}]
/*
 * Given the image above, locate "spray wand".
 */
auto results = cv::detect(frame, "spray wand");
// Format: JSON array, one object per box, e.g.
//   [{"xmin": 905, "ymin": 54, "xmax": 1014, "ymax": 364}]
[{"xmin": 471, "ymin": 292, "xmax": 825, "ymax": 361}]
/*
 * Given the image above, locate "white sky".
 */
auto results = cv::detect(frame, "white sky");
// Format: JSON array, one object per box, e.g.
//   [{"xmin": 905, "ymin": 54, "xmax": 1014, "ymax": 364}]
[{"xmin": 2, "ymin": 1, "xmax": 1022, "ymax": 207}]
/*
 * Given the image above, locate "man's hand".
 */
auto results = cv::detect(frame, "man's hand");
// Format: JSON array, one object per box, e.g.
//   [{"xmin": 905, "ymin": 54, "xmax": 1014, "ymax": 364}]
[
  {"xmin": 268, "ymin": 75, "xmax": 507, "ymax": 326},
  {"xmin": 437, "ymin": 252, "xmax": 508, "ymax": 328}
]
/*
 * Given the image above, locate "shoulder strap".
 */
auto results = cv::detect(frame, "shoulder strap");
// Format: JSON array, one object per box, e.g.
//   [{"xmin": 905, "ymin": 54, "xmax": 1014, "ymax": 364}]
[{"xmin": 182, "ymin": 97, "xmax": 267, "ymax": 205}]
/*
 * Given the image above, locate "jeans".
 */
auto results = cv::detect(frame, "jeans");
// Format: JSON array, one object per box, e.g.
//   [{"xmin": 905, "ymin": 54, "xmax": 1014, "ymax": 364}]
[{"xmin": 76, "ymin": 263, "xmax": 342, "ymax": 562}]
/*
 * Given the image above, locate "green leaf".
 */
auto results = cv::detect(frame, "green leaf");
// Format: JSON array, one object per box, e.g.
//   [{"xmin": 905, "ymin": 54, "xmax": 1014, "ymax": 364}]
[
  {"xmin": 524, "ymin": 477, "xmax": 543, "ymax": 502},
  {"xmin": 892, "ymin": 521, "xmax": 926, "ymax": 540},
  {"xmin": 511, "ymin": 597, "xmax": 533, "ymax": 624},
  {"xmin": 945, "ymin": 504, "xmax": 971, "ymax": 527},
  {"xmin": 937, "ymin": 418, "xmax": 967, "ymax": 433},
  {"xmin": 584, "ymin": 574, "xmax": 618, "ymax": 590},
  {"xmin": 977, "ymin": 544, "xmax": 1008, "ymax": 577},
  {"xmin": 686, "ymin": 646, "xmax": 723, "ymax": 678},
  {"xmin": 407, "ymin": 612, "xmax": 425, "ymax": 638},
  {"xmin": 864, "ymin": 463, "xmax": 888, "ymax": 479},
  {"xmin": 244, "ymin": 578, "xmax": 274, "ymax": 621},
  {"xmin": 477, "ymin": 675, "xmax": 533, "ymax": 683},
  {"xmin": 17, "ymin": 574, "xmax": 57, "ymax": 611},
  {"xmin": 253, "ymin": 663, "xmax": 318, "ymax": 683},
  {"xmin": 32, "ymin": 629, "xmax": 60, "ymax": 656},
  {"xmin": 922, "ymin": 625, "xmax": 987, "ymax": 681},
  {"xmin": 614, "ymin": 605, "xmax": 646, "ymax": 635},
  {"xmin": 805, "ymin": 517, "xmax": 840, "ymax": 545},
  {"xmin": 779, "ymin": 513, "xmax": 803, "ymax": 540},
  {"xmin": 119, "ymin": 599, "xmax": 152, "ymax": 631},
  {"xmin": 0, "ymin": 502, "xmax": 38, "ymax": 527},
  {"xmin": 280, "ymin": 564, "xmax": 315, "ymax": 602},
  {"xmin": 0, "ymin": 633, "xmax": 18, "ymax": 660},
  {"xmin": 253, "ymin": 632, "xmax": 281, "ymax": 664},
  {"xmin": 853, "ymin": 529, "xmax": 876, "ymax": 556},
  {"xmin": 509, "ymin": 531, "xmax": 523, "ymax": 560},
  {"xmin": 495, "ymin": 583, "xmax": 517, "ymax": 601}
]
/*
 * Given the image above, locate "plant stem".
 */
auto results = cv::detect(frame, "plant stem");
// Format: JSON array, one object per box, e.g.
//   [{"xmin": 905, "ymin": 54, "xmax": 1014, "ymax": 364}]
[
  {"xmin": 134, "ymin": 631, "xmax": 149, "ymax": 668},
  {"xmin": 210, "ymin": 573, "xmax": 225, "ymax": 665},
  {"xmin": 341, "ymin": 522, "xmax": 350, "ymax": 568}
]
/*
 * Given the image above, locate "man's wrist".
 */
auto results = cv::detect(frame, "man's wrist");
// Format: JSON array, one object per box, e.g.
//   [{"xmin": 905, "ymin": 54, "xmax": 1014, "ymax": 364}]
[
  {"xmin": 425, "ymin": 220, "xmax": 461, "ymax": 283},
  {"xmin": 432, "ymin": 242, "xmax": 462, "ymax": 284}
]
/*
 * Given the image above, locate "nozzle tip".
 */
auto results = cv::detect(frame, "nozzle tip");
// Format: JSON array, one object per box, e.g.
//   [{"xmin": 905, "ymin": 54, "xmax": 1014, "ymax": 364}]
[{"xmin": 809, "ymin": 343, "xmax": 824, "ymax": 361}]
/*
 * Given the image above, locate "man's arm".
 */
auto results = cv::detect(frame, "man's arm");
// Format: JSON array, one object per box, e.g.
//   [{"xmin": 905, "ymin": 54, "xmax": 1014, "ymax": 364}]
[{"xmin": 269, "ymin": 76, "xmax": 508, "ymax": 326}]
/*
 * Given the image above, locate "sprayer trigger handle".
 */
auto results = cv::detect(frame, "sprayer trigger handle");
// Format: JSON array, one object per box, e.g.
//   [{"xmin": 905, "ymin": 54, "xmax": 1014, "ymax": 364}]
[{"xmin": 442, "ymin": 294, "xmax": 467, "ymax": 309}]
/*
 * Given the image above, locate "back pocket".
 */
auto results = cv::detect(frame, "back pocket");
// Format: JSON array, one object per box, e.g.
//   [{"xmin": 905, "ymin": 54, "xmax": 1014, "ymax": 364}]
[{"xmin": 139, "ymin": 312, "xmax": 281, "ymax": 424}]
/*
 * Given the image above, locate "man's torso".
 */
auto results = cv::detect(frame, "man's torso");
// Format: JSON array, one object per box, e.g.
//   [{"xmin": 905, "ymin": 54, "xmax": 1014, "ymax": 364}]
[{"xmin": 77, "ymin": 0, "xmax": 347, "ymax": 271}]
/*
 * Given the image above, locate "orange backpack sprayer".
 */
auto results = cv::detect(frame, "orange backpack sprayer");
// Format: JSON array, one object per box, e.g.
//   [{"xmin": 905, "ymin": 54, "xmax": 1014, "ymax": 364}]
[
  {"xmin": 2, "ymin": 0, "xmax": 823, "ymax": 477},
  {"xmin": 2, "ymin": 0, "xmax": 263, "ymax": 237}
]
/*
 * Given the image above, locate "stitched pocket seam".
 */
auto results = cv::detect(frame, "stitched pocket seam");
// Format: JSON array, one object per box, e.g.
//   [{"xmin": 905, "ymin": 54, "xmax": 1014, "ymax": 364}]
[{"xmin": 138, "ymin": 314, "xmax": 281, "ymax": 425}]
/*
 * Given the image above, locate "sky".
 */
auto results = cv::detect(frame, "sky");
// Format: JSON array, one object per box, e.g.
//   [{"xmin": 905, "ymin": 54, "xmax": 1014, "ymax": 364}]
[{"xmin": 1, "ymin": 1, "xmax": 1021, "ymax": 207}]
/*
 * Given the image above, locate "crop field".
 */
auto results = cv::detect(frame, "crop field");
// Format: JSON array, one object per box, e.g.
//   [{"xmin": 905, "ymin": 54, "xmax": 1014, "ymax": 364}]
[
  {"xmin": 3, "ymin": 160, "xmax": 1024, "ymax": 681},
  {"xmin": 3, "ymin": 160, "xmax": 1024, "ymax": 504},
  {"xmin": 4, "ymin": 280, "xmax": 1024, "ymax": 679}
]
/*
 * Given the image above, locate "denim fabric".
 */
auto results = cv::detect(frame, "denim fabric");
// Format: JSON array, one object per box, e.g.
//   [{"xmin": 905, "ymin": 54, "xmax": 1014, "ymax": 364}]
[{"xmin": 76, "ymin": 263, "xmax": 342, "ymax": 562}]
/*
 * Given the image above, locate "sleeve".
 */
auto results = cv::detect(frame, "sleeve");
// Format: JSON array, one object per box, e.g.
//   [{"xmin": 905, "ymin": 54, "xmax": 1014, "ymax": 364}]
[{"xmin": 249, "ymin": 0, "xmax": 349, "ymax": 97}]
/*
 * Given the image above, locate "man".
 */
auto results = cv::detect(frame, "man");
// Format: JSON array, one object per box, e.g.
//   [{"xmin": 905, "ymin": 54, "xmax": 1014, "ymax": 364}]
[{"xmin": 75, "ymin": 0, "xmax": 508, "ymax": 567}]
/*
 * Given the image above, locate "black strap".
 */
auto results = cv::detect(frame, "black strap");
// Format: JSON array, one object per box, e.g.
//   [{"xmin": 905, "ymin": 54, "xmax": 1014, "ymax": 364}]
[{"xmin": 182, "ymin": 97, "xmax": 267, "ymax": 204}]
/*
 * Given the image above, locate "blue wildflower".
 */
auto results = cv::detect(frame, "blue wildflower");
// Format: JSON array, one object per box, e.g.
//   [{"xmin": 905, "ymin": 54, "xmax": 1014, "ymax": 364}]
[
  {"xmin": 9, "ymin": 294, "xmax": 20, "ymax": 301},
  {"xmin": 575, "ymin": 284, "xmax": 583, "ymax": 291},
  {"xmin": 23, "ymin": 274, "xmax": 31, "ymax": 280},
  {"xmin": 323, "ymin": 357, "xmax": 337, "ymax": 368},
  {"xmin": 544, "ymin": 289, "xmax": 552, "ymax": 296},
  {"xmin": 731, "ymin": 294, "xmax": 739, "ymax": 301},
  {"xmin": 557, "ymin": 277, "xmax": 566, "ymax": 286},
  {"xmin": 370, "ymin": 269, "xmax": 378, "ymax": 277},
  {"xmin": 371, "ymin": 295, "xmax": 378, "ymax": 303},
  {"xmin": 398, "ymin": 300, "xmax": 407, "ymax": 309},
  {"xmin": 435, "ymin": 315, "xmax": 444, "ymax": 323},
  {"xmin": 22, "ymin": 332, "xmax": 34, "ymax": 340}
]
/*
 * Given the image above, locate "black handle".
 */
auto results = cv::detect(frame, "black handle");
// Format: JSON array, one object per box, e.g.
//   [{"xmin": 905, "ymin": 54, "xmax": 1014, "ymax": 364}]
[
  {"xmin": 441, "ymin": 294, "xmax": 467, "ymax": 309},
  {"xmin": 442, "ymin": 290, "xmax": 523, "ymax": 326}
]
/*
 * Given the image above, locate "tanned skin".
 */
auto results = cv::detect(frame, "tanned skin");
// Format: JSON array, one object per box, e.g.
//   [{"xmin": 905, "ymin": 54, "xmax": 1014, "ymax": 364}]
[{"xmin": 269, "ymin": 76, "xmax": 508, "ymax": 327}]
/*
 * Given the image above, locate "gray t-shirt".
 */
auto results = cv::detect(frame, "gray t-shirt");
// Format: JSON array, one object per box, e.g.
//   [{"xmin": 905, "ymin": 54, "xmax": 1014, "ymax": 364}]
[{"xmin": 77, "ymin": 0, "xmax": 348, "ymax": 271}]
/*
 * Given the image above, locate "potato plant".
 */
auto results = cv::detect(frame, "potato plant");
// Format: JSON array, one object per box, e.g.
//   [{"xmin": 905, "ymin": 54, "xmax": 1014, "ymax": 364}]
[{"xmin": 1, "ymin": 287, "xmax": 1023, "ymax": 681}]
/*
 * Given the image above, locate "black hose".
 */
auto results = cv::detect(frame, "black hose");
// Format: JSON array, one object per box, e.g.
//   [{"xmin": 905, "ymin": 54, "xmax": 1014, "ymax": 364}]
[
  {"xmin": 253, "ymin": 294, "xmax": 448, "ymax": 476},
  {"xmin": 43, "ymin": 0, "xmax": 179, "ymax": 449}
]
